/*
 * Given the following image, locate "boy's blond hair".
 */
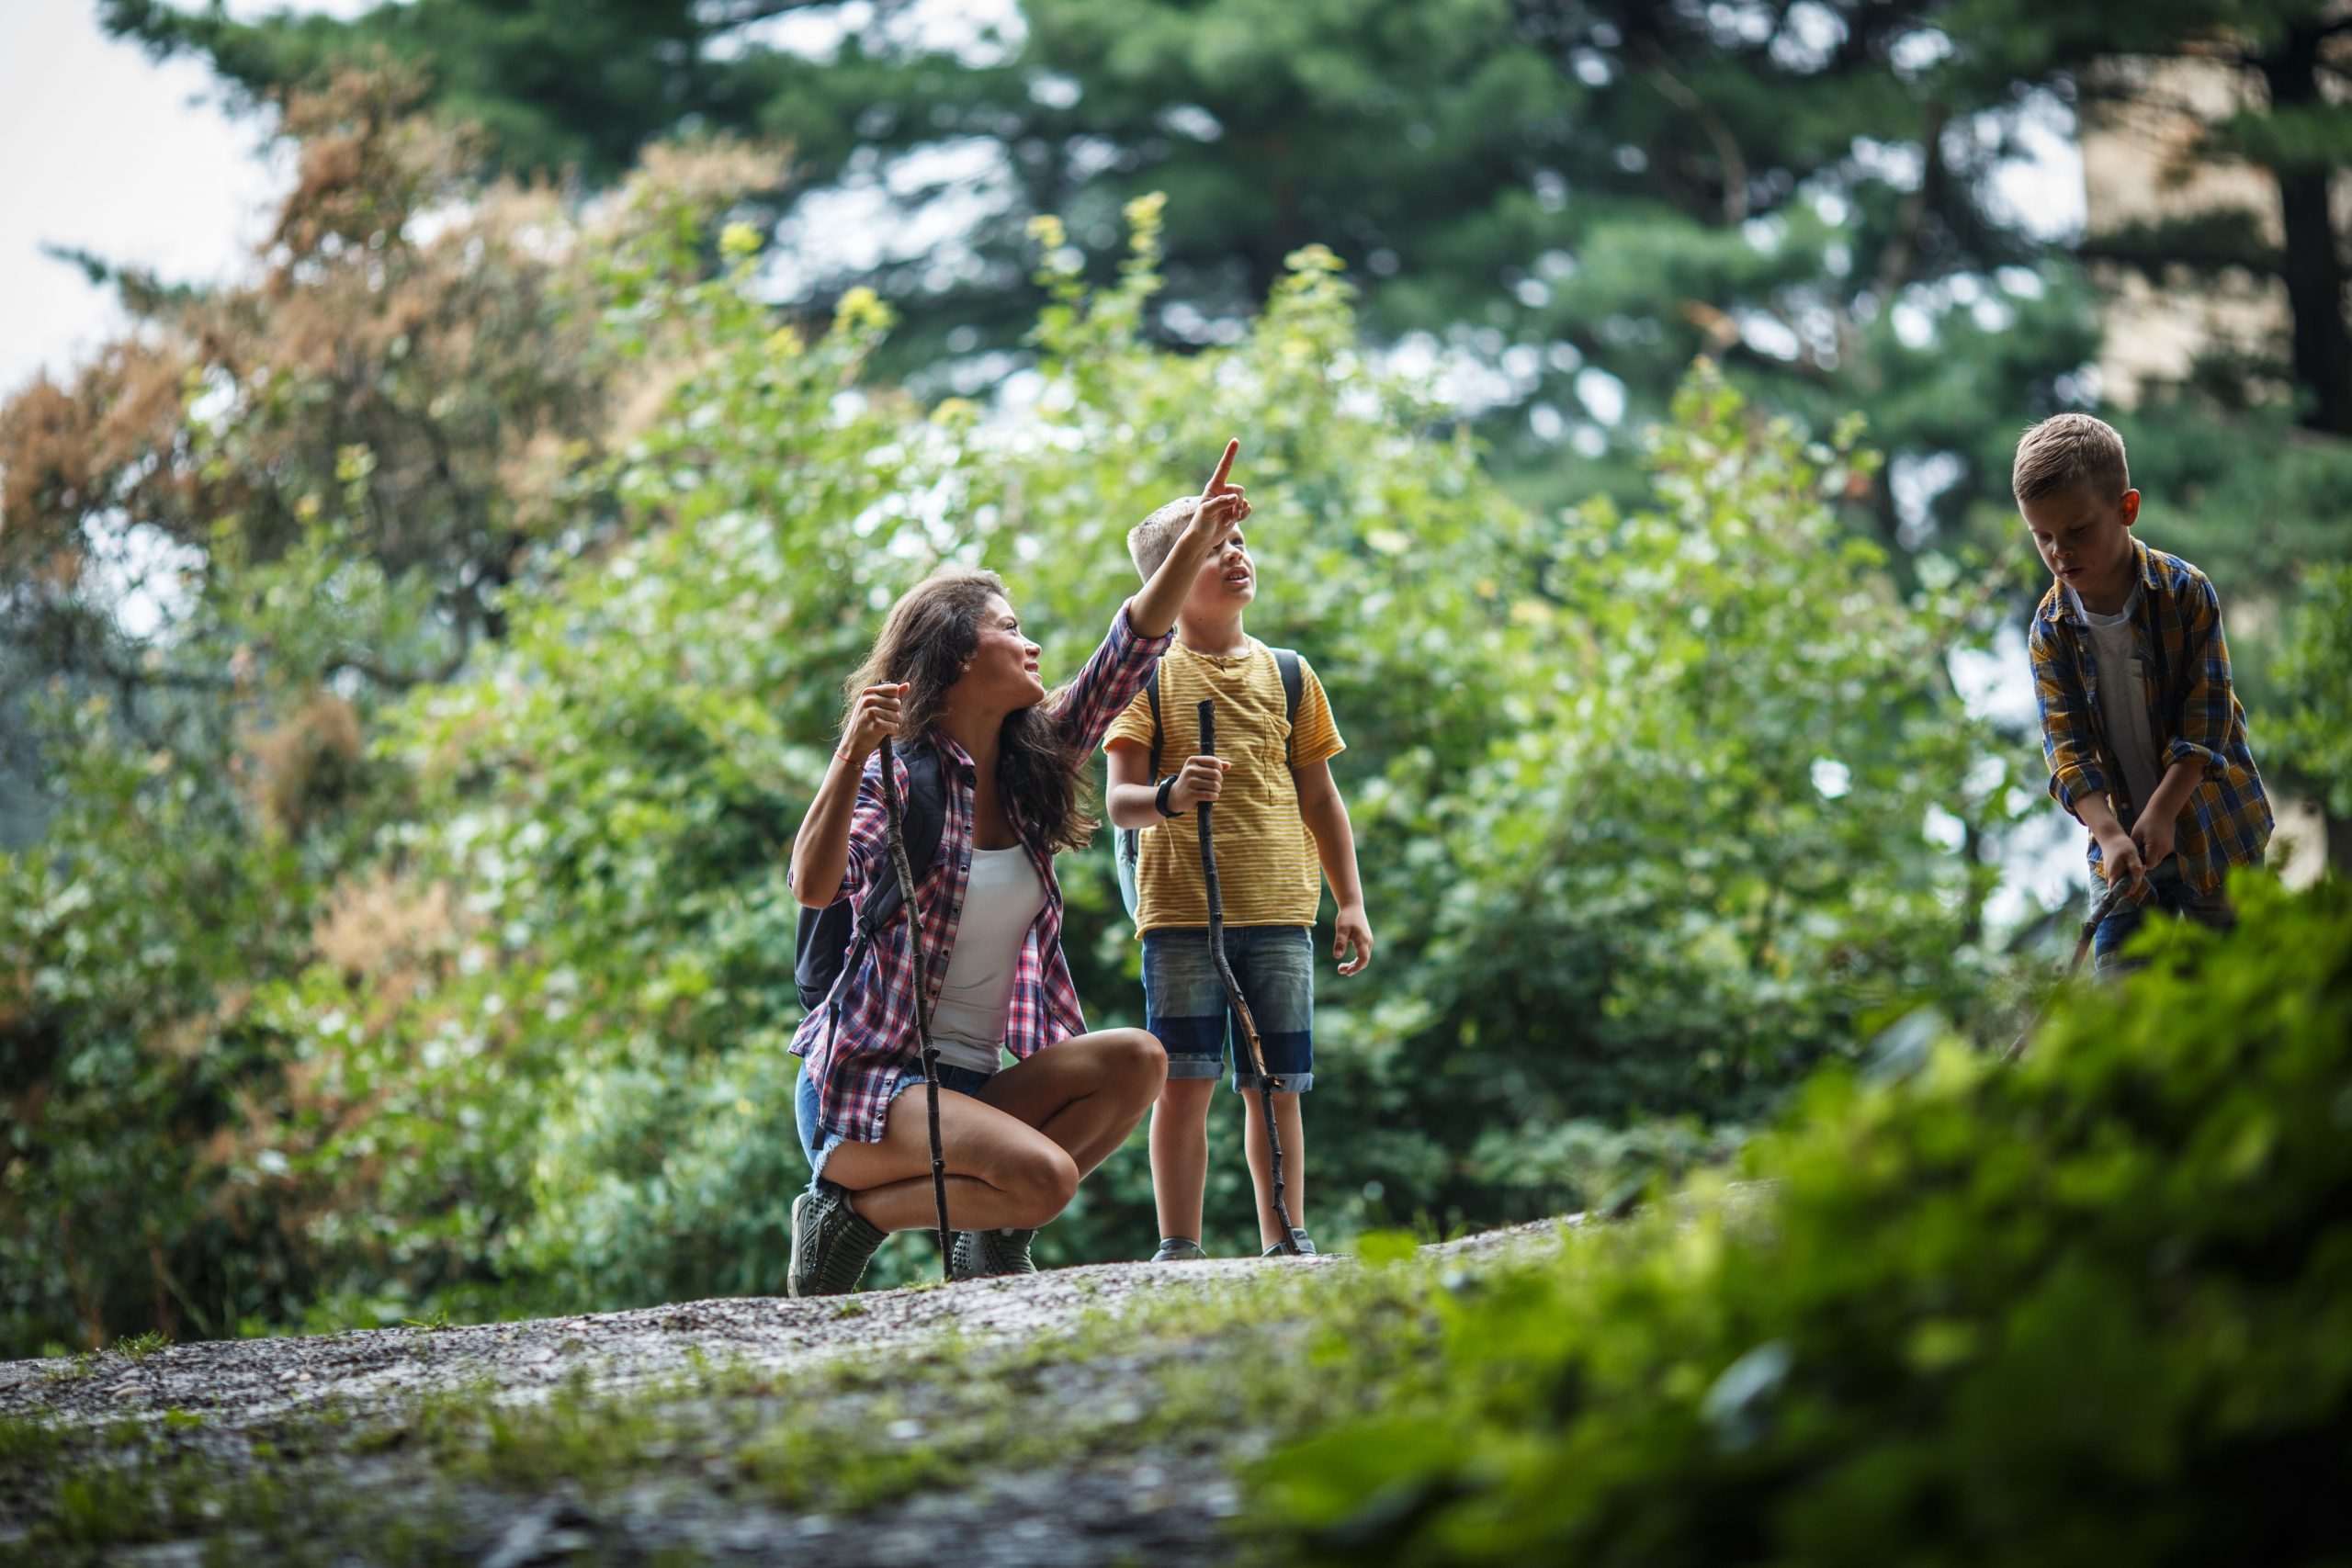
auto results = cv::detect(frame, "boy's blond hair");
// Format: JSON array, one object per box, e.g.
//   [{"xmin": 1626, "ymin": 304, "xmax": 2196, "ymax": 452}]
[
  {"xmin": 1126, "ymin": 496, "xmax": 1198, "ymax": 580},
  {"xmin": 2013, "ymin": 412, "xmax": 2130, "ymax": 504}
]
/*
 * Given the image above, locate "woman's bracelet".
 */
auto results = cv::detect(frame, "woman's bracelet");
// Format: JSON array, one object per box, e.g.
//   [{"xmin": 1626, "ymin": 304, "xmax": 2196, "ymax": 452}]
[{"xmin": 1154, "ymin": 775, "xmax": 1182, "ymax": 818}]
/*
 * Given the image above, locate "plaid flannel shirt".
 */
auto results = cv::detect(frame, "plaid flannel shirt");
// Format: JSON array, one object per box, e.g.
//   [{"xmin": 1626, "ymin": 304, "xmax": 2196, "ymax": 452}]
[
  {"xmin": 2028, "ymin": 538, "xmax": 2271, "ymax": 898},
  {"xmin": 789, "ymin": 601, "xmax": 1173, "ymax": 1148}
]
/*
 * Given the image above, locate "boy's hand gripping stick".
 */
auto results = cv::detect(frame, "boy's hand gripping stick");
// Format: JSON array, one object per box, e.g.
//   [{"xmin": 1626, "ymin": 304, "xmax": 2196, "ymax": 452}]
[
  {"xmin": 1195, "ymin": 700, "xmax": 1303, "ymax": 1255},
  {"xmin": 878, "ymin": 737, "xmax": 955, "ymax": 1280},
  {"xmin": 2001, "ymin": 876, "xmax": 2132, "ymax": 1065}
]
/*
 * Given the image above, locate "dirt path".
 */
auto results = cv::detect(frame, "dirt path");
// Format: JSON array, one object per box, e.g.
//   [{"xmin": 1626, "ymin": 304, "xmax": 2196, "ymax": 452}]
[{"xmin": 0, "ymin": 1222, "xmax": 1570, "ymax": 1565}]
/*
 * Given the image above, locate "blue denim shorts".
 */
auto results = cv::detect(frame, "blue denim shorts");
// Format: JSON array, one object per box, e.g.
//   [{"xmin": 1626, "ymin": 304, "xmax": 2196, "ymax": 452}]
[
  {"xmin": 2091, "ymin": 863, "xmax": 2233, "ymax": 976},
  {"xmin": 1141, "ymin": 925, "xmax": 1314, "ymax": 1092},
  {"xmin": 796, "ymin": 1057, "xmax": 996, "ymax": 1184}
]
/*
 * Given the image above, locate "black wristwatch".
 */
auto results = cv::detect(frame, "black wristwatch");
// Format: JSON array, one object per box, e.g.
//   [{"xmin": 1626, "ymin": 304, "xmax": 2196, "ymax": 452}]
[{"xmin": 1154, "ymin": 775, "xmax": 1182, "ymax": 818}]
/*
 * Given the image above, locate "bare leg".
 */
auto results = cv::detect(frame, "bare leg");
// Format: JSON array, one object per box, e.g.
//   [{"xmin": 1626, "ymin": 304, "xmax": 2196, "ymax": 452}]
[
  {"xmin": 824, "ymin": 1028, "xmax": 1165, "ymax": 1234},
  {"xmin": 978, "ymin": 1027, "xmax": 1166, "ymax": 1176},
  {"xmin": 1149, "ymin": 1077, "xmax": 1217, "ymax": 1243},
  {"xmin": 824, "ymin": 1090, "xmax": 1078, "ymax": 1234},
  {"xmin": 1240, "ymin": 1090, "xmax": 1306, "ymax": 1250}
]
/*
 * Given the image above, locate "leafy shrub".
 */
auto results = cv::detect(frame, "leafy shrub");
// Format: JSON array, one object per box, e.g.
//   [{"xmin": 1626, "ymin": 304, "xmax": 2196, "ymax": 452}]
[
  {"xmin": 2274, "ymin": 561, "xmax": 2352, "ymax": 818},
  {"xmin": 1261, "ymin": 874, "xmax": 2352, "ymax": 1565},
  {"xmin": 3, "ymin": 140, "xmax": 2020, "ymax": 1345}
]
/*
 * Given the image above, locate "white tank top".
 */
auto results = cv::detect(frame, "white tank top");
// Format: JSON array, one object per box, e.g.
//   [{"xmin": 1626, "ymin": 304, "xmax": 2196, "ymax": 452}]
[{"xmin": 925, "ymin": 845, "xmax": 1047, "ymax": 1075}]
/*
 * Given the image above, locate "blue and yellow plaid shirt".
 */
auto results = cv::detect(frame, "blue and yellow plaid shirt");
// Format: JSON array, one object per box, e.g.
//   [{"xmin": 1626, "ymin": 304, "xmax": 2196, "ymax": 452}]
[{"xmin": 2028, "ymin": 538, "xmax": 2270, "ymax": 897}]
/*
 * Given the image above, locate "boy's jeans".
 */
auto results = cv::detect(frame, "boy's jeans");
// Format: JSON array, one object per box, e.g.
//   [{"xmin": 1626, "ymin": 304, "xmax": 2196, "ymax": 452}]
[
  {"xmin": 2092, "ymin": 861, "xmax": 2233, "ymax": 976},
  {"xmin": 1141, "ymin": 925, "xmax": 1315, "ymax": 1092}
]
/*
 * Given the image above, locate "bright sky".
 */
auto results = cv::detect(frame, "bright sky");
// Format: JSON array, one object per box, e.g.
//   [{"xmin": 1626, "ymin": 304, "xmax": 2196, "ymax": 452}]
[{"xmin": 0, "ymin": 1, "xmax": 373, "ymax": 399}]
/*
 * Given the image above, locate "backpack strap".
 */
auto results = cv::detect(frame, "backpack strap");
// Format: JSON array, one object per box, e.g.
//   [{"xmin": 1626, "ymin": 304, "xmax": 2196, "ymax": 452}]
[
  {"xmin": 850, "ymin": 737, "xmax": 946, "ymax": 942},
  {"xmin": 1144, "ymin": 665, "xmax": 1163, "ymax": 782},
  {"xmin": 1272, "ymin": 648, "xmax": 1303, "ymax": 769}
]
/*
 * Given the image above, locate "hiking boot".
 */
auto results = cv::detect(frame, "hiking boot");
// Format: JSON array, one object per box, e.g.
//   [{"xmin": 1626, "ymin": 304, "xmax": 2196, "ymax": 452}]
[
  {"xmin": 1150, "ymin": 1236, "xmax": 1207, "ymax": 1263},
  {"xmin": 1261, "ymin": 1229, "xmax": 1317, "ymax": 1258},
  {"xmin": 787, "ymin": 1182, "xmax": 885, "ymax": 1298},
  {"xmin": 949, "ymin": 1226, "xmax": 1037, "ymax": 1280}
]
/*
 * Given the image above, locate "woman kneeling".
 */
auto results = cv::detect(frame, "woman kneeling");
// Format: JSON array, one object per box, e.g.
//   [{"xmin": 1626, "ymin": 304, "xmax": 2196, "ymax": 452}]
[{"xmin": 786, "ymin": 447, "xmax": 1250, "ymax": 1293}]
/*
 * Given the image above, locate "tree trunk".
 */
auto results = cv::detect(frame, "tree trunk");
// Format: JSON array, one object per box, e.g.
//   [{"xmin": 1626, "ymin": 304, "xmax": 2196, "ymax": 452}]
[{"xmin": 2259, "ymin": 24, "xmax": 2352, "ymax": 436}]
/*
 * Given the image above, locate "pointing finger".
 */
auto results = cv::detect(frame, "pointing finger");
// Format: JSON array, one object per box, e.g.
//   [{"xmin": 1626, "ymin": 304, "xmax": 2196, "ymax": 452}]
[{"xmin": 1204, "ymin": 438, "xmax": 1238, "ymax": 496}]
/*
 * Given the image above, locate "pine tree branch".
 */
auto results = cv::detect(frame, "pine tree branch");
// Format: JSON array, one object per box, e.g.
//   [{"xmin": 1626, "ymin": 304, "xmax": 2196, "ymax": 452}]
[{"xmin": 1637, "ymin": 45, "xmax": 1750, "ymax": 223}]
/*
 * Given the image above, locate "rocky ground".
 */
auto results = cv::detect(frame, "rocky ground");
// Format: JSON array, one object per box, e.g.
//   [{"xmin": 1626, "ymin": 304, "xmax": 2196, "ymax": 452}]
[{"xmin": 0, "ymin": 1222, "xmax": 1571, "ymax": 1566}]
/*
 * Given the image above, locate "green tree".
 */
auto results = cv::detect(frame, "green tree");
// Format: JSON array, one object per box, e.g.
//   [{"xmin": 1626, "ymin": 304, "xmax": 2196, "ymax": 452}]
[
  {"xmin": 1952, "ymin": 0, "xmax": 2351, "ymax": 435},
  {"xmin": 99, "ymin": 0, "xmax": 798, "ymax": 184},
  {"xmin": 106, "ymin": 0, "xmax": 2099, "ymax": 540},
  {"xmin": 3, "ymin": 178, "xmax": 2017, "ymax": 1348},
  {"xmin": 0, "ymin": 85, "xmax": 775, "ymax": 1349}
]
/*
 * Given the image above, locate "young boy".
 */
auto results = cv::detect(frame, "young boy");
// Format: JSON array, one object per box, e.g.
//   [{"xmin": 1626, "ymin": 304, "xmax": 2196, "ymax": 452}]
[
  {"xmin": 2018, "ymin": 412, "xmax": 2271, "ymax": 974},
  {"xmin": 1104, "ymin": 497, "xmax": 1373, "ymax": 1258}
]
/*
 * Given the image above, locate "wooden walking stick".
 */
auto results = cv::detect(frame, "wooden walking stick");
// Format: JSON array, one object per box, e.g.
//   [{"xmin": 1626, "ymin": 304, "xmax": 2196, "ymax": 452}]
[
  {"xmin": 1194, "ymin": 699, "xmax": 1303, "ymax": 1255},
  {"xmin": 2004, "ymin": 875, "xmax": 2133, "ymax": 1064},
  {"xmin": 878, "ymin": 736, "xmax": 955, "ymax": 1280}
]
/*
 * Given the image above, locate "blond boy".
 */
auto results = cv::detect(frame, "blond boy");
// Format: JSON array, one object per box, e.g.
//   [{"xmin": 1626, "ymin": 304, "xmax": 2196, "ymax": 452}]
[{"xmin": 1104, "ymin": 498, "xmax": 1371, "ymax": 1258}]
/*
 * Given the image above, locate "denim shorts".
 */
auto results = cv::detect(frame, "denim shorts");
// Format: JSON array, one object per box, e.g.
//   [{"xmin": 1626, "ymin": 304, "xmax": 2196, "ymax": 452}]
[
  {"xmin": 2092, "ymin": 863, "xmax": 2233, "ymax": 976},
  {"xmin": 1141, "ymin": 924, "xmax": 1314, "ymax": 1092},
  {"xmin": 796, "ymin": 1057, "xmax": 996, "ymax": 1185}
]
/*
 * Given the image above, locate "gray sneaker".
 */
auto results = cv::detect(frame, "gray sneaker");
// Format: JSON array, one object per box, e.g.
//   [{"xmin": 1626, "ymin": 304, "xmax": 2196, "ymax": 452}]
[
  {"xmin": 949, "ymin": 1226, "xmax": 1037, "ymax": 1280},
  {"xmin": 1261, "ymin": 1229, "xmax": 1317, "ymax": 1258},
  {"xmin": 1150, "ymin": 1236, "xmax": 1207, "ymax": 1262},
  {"xmin": 788, "ymin": 1182, "xmax": 886, "ymax": 1298}
]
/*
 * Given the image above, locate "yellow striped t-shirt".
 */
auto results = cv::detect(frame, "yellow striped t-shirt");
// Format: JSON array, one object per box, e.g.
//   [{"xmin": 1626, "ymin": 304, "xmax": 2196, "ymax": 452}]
[{"xmin": 1104, "ymin": 639, "xmax": 1343, "ymax": 936}]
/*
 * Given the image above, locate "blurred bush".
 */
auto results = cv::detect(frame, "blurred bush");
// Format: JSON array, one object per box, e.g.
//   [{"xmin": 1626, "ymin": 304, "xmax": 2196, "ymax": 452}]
[{"xmin": 1260, "ymin": 874, "xmax": 2352, "ymax": 1566}]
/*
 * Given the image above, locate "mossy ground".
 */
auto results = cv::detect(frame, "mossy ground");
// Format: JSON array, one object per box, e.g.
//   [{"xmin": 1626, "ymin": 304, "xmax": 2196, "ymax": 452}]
[{"xmin": 0, "ymin": 1230, "xmax": 1567, "ymax": 1566}]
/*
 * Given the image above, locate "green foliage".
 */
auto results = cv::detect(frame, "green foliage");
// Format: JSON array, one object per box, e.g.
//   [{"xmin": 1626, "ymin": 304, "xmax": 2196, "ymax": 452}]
[
  {"xmin": 1401, "ymin": 373, "xmax": 2013, "ymax": 1157},
  {"xmin": 106, "ymin": 0, "xmax": 2109, "ymax": 541},
  {"xmin": 0, "ymin": 694, "xmax": 326, "ymax": 1352},
  {"xmin": 1, "ymin": 182, "xmax": 2018, "ymax": 1347},
  {"xmin": 1950, "ymin": 0, "xmax": 2352, "ymax": 439},
  {"xmin": 2273, "ymin": 561, "xmax": 2352, "ymax": 816},
  {"xmin": 100, "ymin": 0, "xmax": 734, "ymax": 184},
  {"xmin": 1256, "ymin": 875, "xmax": 2352, "ymax": 1565}
]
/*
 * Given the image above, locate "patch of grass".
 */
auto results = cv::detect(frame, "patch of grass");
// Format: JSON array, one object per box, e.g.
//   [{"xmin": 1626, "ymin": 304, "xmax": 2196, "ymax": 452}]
[
  {"xmin": 0, "ymin": 1412, "xmax": 65, "ymax": 1464},
  {"xmin": 31, "ymin": 1329, "xmax": 175, "ymax": 1385}
]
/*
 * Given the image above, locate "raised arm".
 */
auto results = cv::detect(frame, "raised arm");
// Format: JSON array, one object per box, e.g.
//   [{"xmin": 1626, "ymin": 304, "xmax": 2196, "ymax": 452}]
[{"xmin": 1128, "ymin": 439, "xmax": 1250, "ymax": 638}]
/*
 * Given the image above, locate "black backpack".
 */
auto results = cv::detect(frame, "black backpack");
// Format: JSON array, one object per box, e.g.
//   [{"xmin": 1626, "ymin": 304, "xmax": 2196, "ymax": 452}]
[
  {"xmin": 793, "ymin": 739, "xmax": 948, "ymax": 1011},
  {"xmin": 1113, "ymin": 649, "xmax": 1303, "ymax": 918}
]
